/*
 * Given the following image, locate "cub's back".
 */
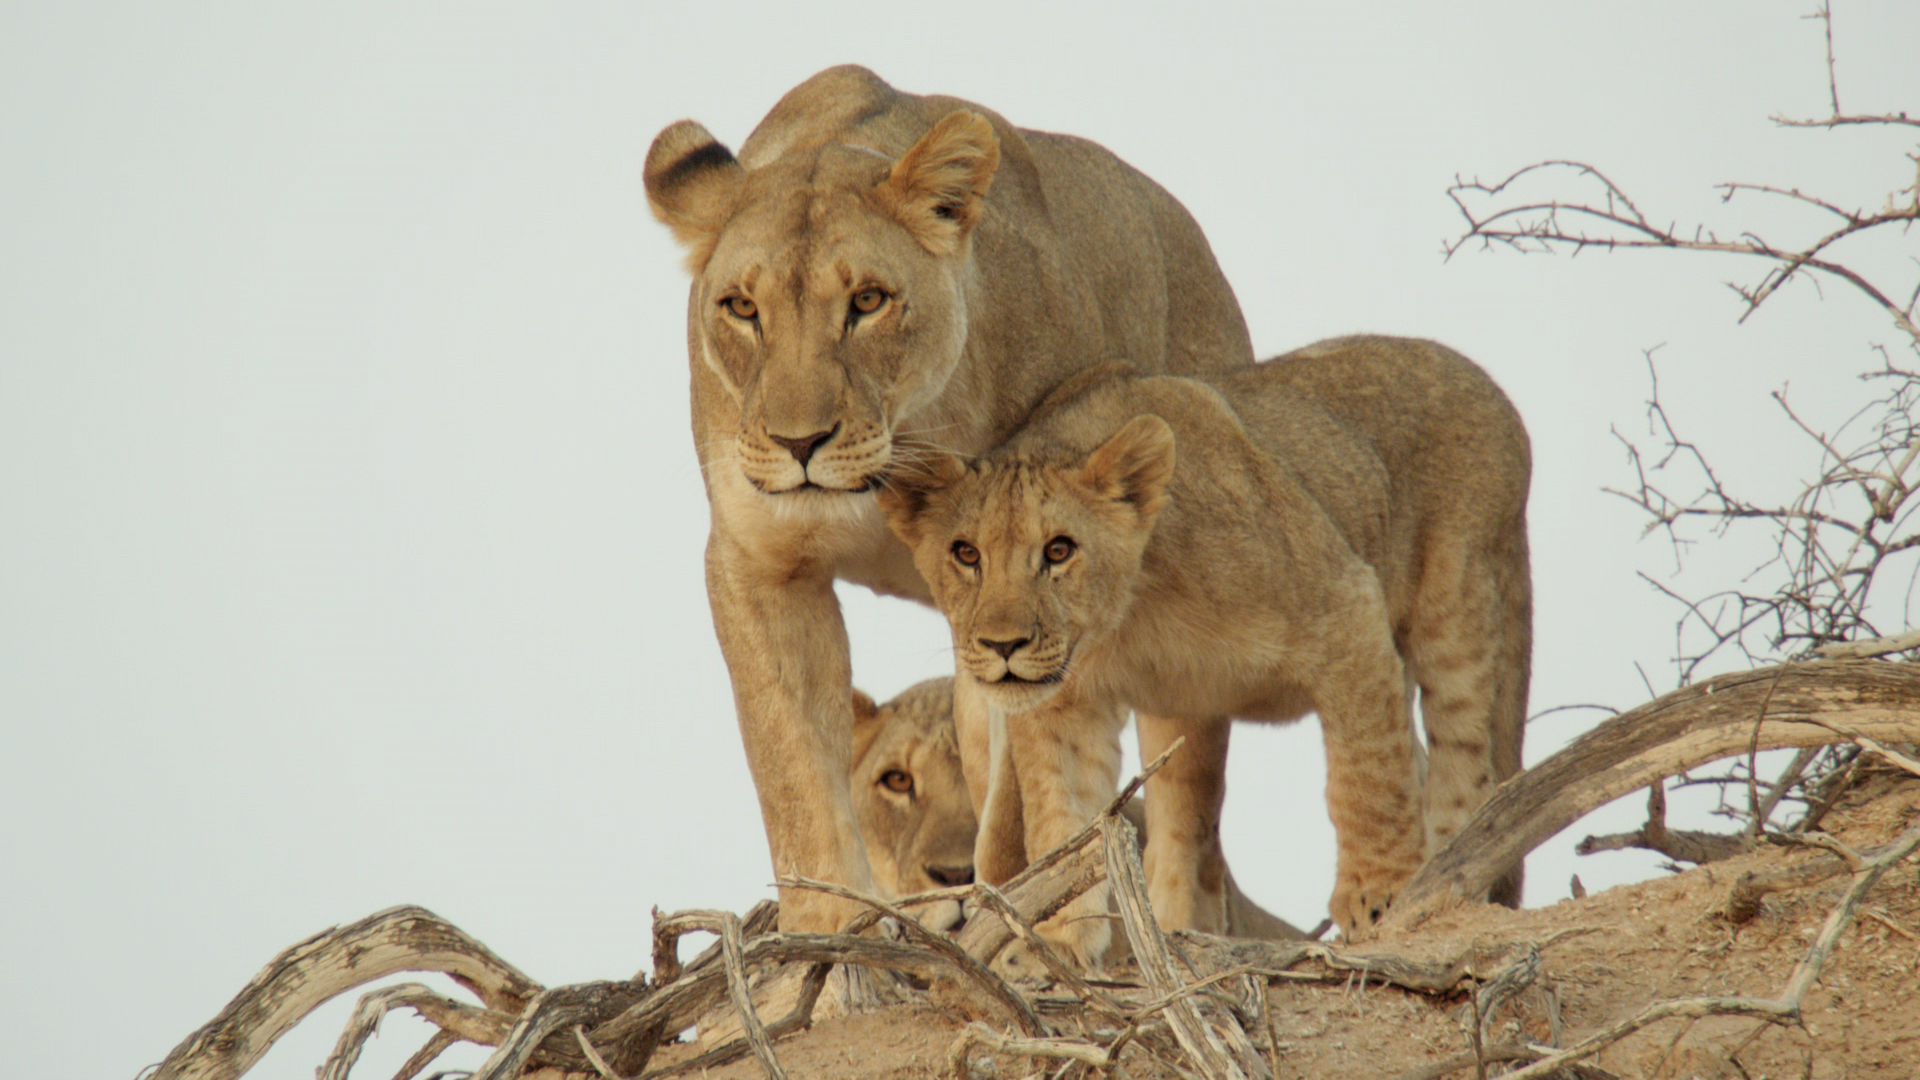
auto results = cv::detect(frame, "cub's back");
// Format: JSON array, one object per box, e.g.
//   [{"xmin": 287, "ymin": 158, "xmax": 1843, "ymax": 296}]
[{"xmin": 1217, "ymin": 335, "xmax": 1531, "ymax": 614}]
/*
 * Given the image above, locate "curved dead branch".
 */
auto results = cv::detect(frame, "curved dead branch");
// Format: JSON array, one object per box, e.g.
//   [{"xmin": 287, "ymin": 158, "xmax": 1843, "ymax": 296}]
[
  {"xmin": 1397, "ymin": 659, "xmax": 1920, "ymax": 916},
  {"xmin": 150, "ymin": 905, "xmax": 542, "ymax": 1080}
]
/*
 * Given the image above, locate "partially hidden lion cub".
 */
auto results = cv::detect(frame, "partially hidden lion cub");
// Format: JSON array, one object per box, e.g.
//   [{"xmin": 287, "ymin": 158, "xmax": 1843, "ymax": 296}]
[
  {"xmin": 852, "ymin": 679, "xmax": 1305, "ymax": 941},
  {"xmin": 877, "ymin": 335, "xmax": 1532, "ymax": 948},
  {"xmin": 644, "ymin": 66, "xmax": 1253, "ymax": 936}
]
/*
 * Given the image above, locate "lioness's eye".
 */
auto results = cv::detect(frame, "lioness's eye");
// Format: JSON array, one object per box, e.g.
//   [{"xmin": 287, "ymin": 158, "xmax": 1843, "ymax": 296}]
[
  {"xmin": 1044, "ymin": 537, "xmax": 1076, "ymax": 564},
  {"xmin": 879, "ymin": 769, "xmax": 913, "ymax": 794},
  {"xmin": 850, "ymin": 288, "xmax": 886, "ymax": 316},
  {"xmin": 952, "ymin": 540, "xmax": 980, "ymax": 567},
  {"xmin": 723, "ymin": 295, "xmax": 758, "ymax": 320}
]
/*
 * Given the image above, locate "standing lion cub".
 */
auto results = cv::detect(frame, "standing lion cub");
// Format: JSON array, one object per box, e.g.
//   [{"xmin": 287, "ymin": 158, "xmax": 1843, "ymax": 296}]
[{"xmin": 877, "ymin": 335, "xmax": 1531, "ymax": 947}]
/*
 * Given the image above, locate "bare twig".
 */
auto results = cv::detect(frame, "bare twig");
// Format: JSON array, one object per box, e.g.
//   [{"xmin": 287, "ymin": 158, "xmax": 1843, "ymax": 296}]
[
  {"xmin": 389, "ymin": 1029, "xmax": 458, "ymax": 1080},
  {"xmin": 1575, "ymin": 780, "xmax": 1754, "ymax": 865},
  {"xmin": 1813, "ymin": 628, "xmax": 1920, "ymax": 659},
  {"xmin": 780, "ymin": 877, "xmax": 1044, "ymax": 1037},
  {"xmin": 320, "ymin": 982, "xmax": 511, "ymax": 1080},
  {"xmin": 946, "ymin": 1022, "xmax": 1115, "ymax": 1079},
  {"xmin": 1503, "ymin": 817, "xmax": 1920, "ymax": 1080},
  {"xmin": 970, "ymin": 881, "xmax": 1128, "ymax": 1019}
]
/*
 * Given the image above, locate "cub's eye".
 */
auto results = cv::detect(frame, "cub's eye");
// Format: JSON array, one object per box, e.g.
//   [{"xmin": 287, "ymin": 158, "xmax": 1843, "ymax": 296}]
[
  {"xmin": 879, "ymin": 769, "xmax": 913, "ymax": 794},
  {"xmin": 1044, "ymin": 536, "xmax": 1077, "ymax": 564},
  {"xmin": 951, "ymin": 540, "xmax": 980, "ymax": 567},
  {"xmin": 850, "ymin": 287, "xmax": 887, "ymax": 316},
  {"xmin": 723, "ymin": 295, "xmax": 758, "ymax": 320}
]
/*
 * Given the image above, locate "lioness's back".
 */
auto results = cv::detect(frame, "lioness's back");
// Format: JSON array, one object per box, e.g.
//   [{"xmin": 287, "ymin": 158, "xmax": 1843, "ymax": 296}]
[{"xmin": 736, "ymin": 65, "xmax": 1252, "ymax": 381}]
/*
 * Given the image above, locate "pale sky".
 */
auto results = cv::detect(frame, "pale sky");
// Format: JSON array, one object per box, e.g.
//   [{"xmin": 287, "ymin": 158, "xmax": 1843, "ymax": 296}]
[{"xmin": 3, "ymin": 3, "xmax": 1915, "ymax": 1078}]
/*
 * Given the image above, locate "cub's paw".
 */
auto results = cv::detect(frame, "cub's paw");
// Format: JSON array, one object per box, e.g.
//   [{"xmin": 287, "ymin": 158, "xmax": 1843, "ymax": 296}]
[
  {"xmin": 1330, "ymin": 872, "xmax": 1407, "ymax": 938},
  {"xmin": 989, "ymin": 911, "xmax": 1111, "ymax": 983}
]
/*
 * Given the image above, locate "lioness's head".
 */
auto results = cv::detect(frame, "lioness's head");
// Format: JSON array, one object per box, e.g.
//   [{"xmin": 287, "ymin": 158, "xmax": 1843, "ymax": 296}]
[
  {"xmin": 876, "ymin": 416, "xmax": 1176, "ymax": 710},
  {"xmin": 645, "ymin": 107, "xmax": 1000, "ymax": 502},
  {"xmin": 851, "ymin": 681, "xmax": 976, "ymax": 930}
]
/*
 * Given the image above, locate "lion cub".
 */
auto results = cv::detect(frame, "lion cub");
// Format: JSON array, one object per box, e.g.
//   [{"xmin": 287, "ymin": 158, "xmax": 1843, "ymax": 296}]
[{"xmin": 877, "ymin": 335, "xmax": 1531, "ymax": 942}]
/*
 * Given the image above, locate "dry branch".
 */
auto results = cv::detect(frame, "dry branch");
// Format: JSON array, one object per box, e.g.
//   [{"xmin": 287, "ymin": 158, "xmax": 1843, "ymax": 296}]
[
  {"xmin": 781, "ymin": 877, "xmax": 1043, "ymax": 1036},
  {"xmin": 1496, "ymin": 815, "xmax": 1920, "ymax": 1080},
  {"xmin": 946, "ymin": 1022, "xmax": 1116, "ymax": 1079},
  {"xmin": 1397, "ymin": 660, "xmax": 1920, "ymax": 916},
  {"xmin": 950, "ymin": 735, "xmax": 1181, "ymax": 967},
  {"xmin": 1815, "ymin": 628, "xmax": 1920, "ymax": 659},
  {"xmin": 150, "ymin": 905, "xmax": 542, "ymax": 1080},
  {"xmin": 318, "ymin": 982, "xmax": 512, "ymax": 1080},
  {"xmin": 1103, "ymin": 813, "xmax": 1264, "ymax": 1080},
  {"xmin": 471, "ymin": 981, "xmax": 652, "ymax": 1080},
  {"xmin": 1574, "ymin": 780, "xmax": 1752, "ymax": 865},
  {"xmin": 1389, "ymin": 1042, "xmax": 1620, "ymax": 1080}
]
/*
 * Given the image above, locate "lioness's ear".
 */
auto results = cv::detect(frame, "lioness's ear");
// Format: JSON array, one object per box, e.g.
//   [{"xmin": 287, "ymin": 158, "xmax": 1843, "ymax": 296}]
[
  {"xmin": 850, "ymin": 689, "xmax": 883, "ymax": 767},
  {"xmin": 878, "ymin": 111, "xmax": 1000, "ymax": 255},
  {"xmin": 874, "ymin": 453, "xmax": 968, "ymax": 547},
  {"xmin": 644, "ymin": 120, "xmax": 745, "ymax": 272},
  {"xmin": 1078, "ymin": 415, "xmax": 1175, "ymax": 518}
]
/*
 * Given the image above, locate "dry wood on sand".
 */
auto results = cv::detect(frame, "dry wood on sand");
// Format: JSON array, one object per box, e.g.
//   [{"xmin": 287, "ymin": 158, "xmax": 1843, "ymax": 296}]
[{"xmin": 145, "ymin": 660, "xmax": 1920, "ymax": 1080}]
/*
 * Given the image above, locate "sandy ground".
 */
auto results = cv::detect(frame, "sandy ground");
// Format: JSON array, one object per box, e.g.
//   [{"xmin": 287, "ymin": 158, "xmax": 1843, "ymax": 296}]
[{"xmin": 644, "ymin": 767, "xmax": 1920, "ymax": 1080}]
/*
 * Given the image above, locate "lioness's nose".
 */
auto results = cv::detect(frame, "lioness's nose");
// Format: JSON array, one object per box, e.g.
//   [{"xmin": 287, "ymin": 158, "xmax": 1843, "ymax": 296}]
[
  {"xmin": 767, "ymin": 425, "xmax": 837, "ymax": 465},
  {"xmin": 979, "ymin": 636, "xmax": 1030, "ymax": 661}
]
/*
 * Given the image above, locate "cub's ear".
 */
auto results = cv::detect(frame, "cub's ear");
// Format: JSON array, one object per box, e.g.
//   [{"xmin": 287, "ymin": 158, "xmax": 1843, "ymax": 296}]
[
  {"xmin": 874, "ymin": 453, "xmax": 969, "ymax": 547},
  {"xmin": 877, "ymin": 110, "xmax": 1000, "ymax": 255},
  {"xmin": 1077, "ymin": 415, "xmax": 1175, "ymax": 518},
  {"xmin": 850, "ymin": 689, "xmax": 883, "ymax": 766},
  {"xmin": 643, "ymin": 120, "xmax": 745, "ymax": 271}
]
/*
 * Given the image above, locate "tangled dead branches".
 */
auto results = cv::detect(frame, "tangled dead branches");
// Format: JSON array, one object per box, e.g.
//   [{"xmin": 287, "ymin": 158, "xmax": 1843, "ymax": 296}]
[{"xmin": 143, "ymin": 661, "xmax": 1920, "ymax": 1080}]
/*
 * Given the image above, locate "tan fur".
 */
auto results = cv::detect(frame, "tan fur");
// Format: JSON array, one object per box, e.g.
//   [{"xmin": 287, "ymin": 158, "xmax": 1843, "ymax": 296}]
[
  {"xmin": 854, "ymin": 680, "xmax": 1305, "ymax": 945},
  {"xmin": 850, "ymin": 680, "xmax": 977, "ymax": 932},
  {"xmin": 879, "ymin": 336, "xmax": 1532, "ymax": 947},
  {"xmin": 645, "ymin": 66, "xmax": 1253, "ymax": 934}
]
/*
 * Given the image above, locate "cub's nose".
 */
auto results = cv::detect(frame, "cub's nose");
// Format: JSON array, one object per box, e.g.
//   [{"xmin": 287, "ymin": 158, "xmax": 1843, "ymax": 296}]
[
  {"xmin": 979, "ymin": 637, "xmax": 1030, "ymax": 661},
  {"xmin": 767, "ymin": 425, "xmax": 836, "ymax": 465},
  {"xmin": 926, "ymin": 863, "xmax": 975, "ymax": 888}
]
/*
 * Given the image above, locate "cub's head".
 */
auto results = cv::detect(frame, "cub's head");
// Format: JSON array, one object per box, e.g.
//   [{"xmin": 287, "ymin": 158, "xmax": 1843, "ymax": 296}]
[
  {"xmin": 876, "ymin": 416, "xmax": 1175, "ymax": 710},
  {"xmin": 851, "ymin": 680, "xmax": 976, "ymax": 928},
  {"xmin": 644, "ymin": 109, "xmax": 1000, "ymax": 504}
]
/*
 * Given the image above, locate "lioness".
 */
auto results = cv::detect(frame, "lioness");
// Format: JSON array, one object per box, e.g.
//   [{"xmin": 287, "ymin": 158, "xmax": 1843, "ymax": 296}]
[
  {"xmin": 850, "ymin": 679, "xmax": 976, "ymax": 934},
  {"xmin": 878, "ymin": 336, "xmax": 1531, "ymax": 944},
  {"xmin": 853, "ymin": 679, "xmax": 1305, "ymax": 941},
  {"xmin": 645, "ymin": 66, "xmax": 1253, "ymax": 934}
]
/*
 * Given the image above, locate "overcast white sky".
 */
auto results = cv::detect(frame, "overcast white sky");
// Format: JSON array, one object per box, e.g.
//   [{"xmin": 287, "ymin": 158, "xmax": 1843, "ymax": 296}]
[{"xmin": 3, "ymin": 3, "xmax": 1915, "ymax": 1078}]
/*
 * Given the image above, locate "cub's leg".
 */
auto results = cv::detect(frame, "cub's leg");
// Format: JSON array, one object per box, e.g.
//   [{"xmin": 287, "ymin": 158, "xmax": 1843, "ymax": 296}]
[
  {"xmin": 1404, "ymin": 536, "xmax": 1531, "ymax": 905},
  {"xmin": 1314, "ymin": 597, "xmax": 1425, "ymax": 933},
  {"xmin": 1005, "ymin": 683, "xmax": 1127, "ymax": 968},
  {"xmin": 1135, "ymin": 713, "xmax": 1231, "ymax": 935},
  {"xmin": 958, "ymin": 677, "xmax": 1027, "ymax": 885}
]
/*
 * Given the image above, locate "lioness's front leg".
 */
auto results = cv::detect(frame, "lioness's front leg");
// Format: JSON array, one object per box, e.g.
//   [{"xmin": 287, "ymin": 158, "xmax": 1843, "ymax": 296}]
[
  {"xmin": 1005, "ymin": 683, "xmax": 1126, "ymax": 968},
  {"xmin": 706, "ymin": 531, "xmax": 873, "ymax": 934},
  {"xmin": 1135, "ymin": 713, "xmax": 1231, "ymax": 935}
]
